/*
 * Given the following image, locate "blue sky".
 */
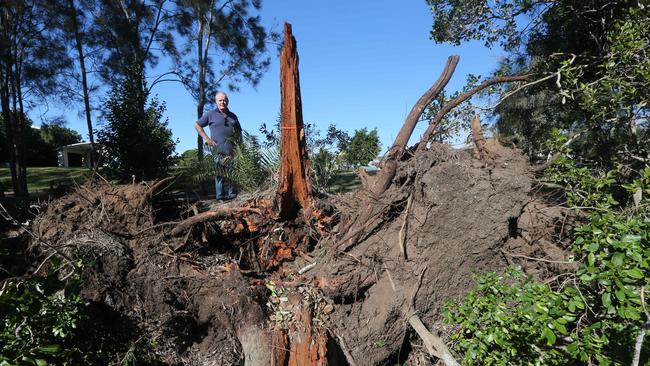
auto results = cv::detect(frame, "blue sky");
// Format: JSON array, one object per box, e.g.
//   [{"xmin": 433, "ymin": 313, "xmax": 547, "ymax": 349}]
[{"xmin": 34, "ymin": 0, "xmax": 506, "ymax": 154}]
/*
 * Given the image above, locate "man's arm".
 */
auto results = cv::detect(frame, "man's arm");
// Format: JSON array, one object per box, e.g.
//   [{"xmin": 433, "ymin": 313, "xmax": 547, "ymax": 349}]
[{"xmin": 194, "ymin": 122, "xmax": 217, "ymax": 146}]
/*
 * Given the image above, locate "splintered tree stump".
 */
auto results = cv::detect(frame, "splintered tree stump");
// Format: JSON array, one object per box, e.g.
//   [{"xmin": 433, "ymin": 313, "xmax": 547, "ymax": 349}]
[
  {"xmin": 470, "ymin": 115, "xmax": 486, "ymax": 159},
  {"xmin": 272, "ymin": 294, "xmax": 329, "ymax": 366},
  {"xmin": 277, "ymin": 23, "xmax": 312, "ymax": 220}
]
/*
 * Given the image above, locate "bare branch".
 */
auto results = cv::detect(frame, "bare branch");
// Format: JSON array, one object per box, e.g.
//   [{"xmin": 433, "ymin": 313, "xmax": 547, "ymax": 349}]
[{"xmin": 418, "ymin": 74, "xmax": 531, "ymax": 150}]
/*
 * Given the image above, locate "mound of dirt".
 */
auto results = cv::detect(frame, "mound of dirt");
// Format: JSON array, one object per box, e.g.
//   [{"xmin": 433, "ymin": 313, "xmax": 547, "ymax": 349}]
[
  {"xmin": 26, "ymin": 143, "xmax": 570, "ymax": 365},
  {"xmin": 308, "ymin": 143, "xmax": 536, "ymax": 364}
]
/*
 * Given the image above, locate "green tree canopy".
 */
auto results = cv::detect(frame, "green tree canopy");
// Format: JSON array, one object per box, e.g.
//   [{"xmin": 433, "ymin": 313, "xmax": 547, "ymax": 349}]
[
  {"xmin": 97, "ymin": 66, "xmax": 177, "ymax": 181},
  {"xmin": 342, "ymin": 128, "xmax": 381, "ymax": 168}
]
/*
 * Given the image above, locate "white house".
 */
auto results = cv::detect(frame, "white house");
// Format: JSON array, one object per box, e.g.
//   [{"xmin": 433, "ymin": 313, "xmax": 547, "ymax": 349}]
[{"xmin": 57, "ymin": 142, "xmax": 102, "ymax": 168}]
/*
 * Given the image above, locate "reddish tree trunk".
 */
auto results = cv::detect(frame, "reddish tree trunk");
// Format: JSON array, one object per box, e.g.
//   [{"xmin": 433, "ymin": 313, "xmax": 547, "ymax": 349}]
[{"xmin": 277, "ymin": 23, "xmax": 312, "ymax": 220}]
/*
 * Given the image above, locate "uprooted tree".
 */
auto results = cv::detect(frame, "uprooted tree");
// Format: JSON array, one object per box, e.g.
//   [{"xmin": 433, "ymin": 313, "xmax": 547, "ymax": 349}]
[{"xmin": 8, "ymin": 22, "xmax": 571, "ymax": 366}]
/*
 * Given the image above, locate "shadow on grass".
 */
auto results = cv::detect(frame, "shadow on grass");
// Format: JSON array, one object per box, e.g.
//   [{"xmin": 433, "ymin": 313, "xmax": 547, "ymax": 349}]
[
  {"xmin": 0, "ymin": 167, "xmax": 92, "ymax": 193},
  {"xmin": 328, "ymin": 170, "xmax": 376, "ymax": 194}
]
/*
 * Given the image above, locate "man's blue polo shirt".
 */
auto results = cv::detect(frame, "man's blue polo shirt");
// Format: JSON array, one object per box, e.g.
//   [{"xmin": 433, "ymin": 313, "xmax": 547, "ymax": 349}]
[{"xmin": 197, "ymin": 109, "xmax": 241, "ymax": 155}]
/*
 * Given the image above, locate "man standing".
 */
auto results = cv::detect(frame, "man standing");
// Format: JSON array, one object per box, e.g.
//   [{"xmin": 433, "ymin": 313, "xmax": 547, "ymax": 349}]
[{"xmin": 194, "ymin": 91, "xmax": 242, "ymax": 201}]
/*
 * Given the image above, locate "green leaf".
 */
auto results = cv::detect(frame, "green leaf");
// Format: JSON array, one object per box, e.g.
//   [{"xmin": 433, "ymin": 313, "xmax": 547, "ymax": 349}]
[
  {"xmin": 553, "ymin": 320, "xmax": 568, "ymax": 335},
  {"xmin": 542, "ymin": 327, "xmax": 557, "ymax": 346},
  {"xmin": 36, "ymin": 345, "xmax": 60, "ymax": 354},
  {"xmin": 602, "ymin": 293, "xmax": 612, "ymax": 309},
  {"xmin": 611, "ymin": 252, "xmax": 625, "ymax": 267},
  {"xmin": 35, "ymin": 360, "xmax": 47, "ymax": 366},
  {"xmin": 626, "ymin": 268, "xmax": 645, "ymax": 279}
]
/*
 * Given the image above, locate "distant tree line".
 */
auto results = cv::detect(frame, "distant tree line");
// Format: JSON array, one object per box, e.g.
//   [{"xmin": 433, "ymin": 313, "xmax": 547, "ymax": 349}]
[
  {"xmin": 0, "ymin": 115, "xmax": 81, "ymax": 166},
  {"xmin": 1, "ymin": 0, "xmax": 275, "ymax": 196}
]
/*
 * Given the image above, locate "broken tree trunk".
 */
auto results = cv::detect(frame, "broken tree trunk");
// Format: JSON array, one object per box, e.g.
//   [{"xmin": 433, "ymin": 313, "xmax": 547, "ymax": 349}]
[
  {"xmin": 470, "ymin": 115, "xmax": 486, "ymax": 160},
  {"xmin": 277, "ymin": 23, "xmax": 312, "ymax": 220}
]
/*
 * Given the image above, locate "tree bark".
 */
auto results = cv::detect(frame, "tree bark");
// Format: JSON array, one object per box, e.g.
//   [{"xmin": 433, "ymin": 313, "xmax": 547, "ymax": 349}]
[
  {"xmin": 277, "ymin": 23, "xmax": 312, "ymax": 220},
  {"xmin": 9, "ymin": 46, "xmax": 28, "ymax": 197},
  {"xmin": 69, "ymin": 0, "xmax": 95, "ymax": 166},
  {"xmin": 417, "ymin": 74, "xmax": 530, "ymax": 150},
  {"xmin": 369, "ymin": 55, "xmax": 459, "ymax": 196}
]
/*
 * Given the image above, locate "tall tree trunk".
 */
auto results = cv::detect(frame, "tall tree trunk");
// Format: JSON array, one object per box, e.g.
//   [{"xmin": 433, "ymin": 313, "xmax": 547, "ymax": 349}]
[
  {"xmin": 9, "ymin": 58, "xmax": 27, "ymax": 197},
  {"xmin": 1, "ymin": 64, "xmax": 18, "ymax": 195},
  {"xmin": 277, "ymin": 23, "xmax": 312, "ymax": 220},
  {"xmin": 196, "ymin": 17, "xmax": 206, "ymax": 161},
  {"xmin": 69, "ymin": 0, "xmax": 95, "ymax": 166}
]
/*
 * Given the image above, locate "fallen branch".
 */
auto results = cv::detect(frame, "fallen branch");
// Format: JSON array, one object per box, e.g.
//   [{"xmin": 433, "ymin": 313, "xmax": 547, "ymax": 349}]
[
  {"xmin": 171, "ymin": 207, "xmax": 262, "ymax": 236},
  {"xmin": 417, "ymin": 74, "xmax": 531, "ymax": 151},
  {"xmin": 470, "ymin": 115, "xmax": 486, "ymax": 160},
  {"xmin": 389, "ymin": 266, "xmax": 461, "ymax": 366},
  {"xmin": 356, "ymin": 168, "xmax": 372, "ymax": 191},
  {"xmin": 297, "ymin": 261, "xmax": 317, "ymax": 275},
  {"xmin": 633, "ymin": 287, "xmax": 650, "ymax": 366},
  {"xmin": 408, "ymin": 315, "xmax": 460, "ymax": 366}
]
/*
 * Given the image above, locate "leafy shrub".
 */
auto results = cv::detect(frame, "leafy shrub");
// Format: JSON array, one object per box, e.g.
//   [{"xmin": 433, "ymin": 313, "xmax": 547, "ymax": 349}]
[
  {"xmin": 444, "ymin": 166, "xmax": 650, "ymax": 364},
  {"xmin": 180, "ymin": 131, "xmax": 279, "ymax": 193},
  {"xmin": 1, "ymin": 263, "xmax": 84, "ymax": 365}
]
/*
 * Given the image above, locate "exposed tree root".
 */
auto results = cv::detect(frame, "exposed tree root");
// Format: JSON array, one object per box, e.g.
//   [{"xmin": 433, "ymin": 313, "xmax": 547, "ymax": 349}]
[{"xmin": 170, "ymin": 207, "xmax": 263, "ymax": 236}]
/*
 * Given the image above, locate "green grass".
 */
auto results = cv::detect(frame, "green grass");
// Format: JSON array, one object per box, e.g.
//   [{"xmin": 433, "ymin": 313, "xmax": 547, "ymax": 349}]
[
  {"xmin": 0, "ymin": 167, "xmax": 92, "ymax": 193},
  {"xmin": 327, "ymin": 170, "xmax": 377, "ymax": 194},
  {"xmin": 0, "ymin": 166, "xmax": 372, "ymax": 195}
]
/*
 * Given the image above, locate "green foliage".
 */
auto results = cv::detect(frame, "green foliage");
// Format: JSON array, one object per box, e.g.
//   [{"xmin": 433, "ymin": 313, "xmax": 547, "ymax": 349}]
[
  {"xmin": 559, "ymin": 9, "xmax": 650, "ymax": 168},
  {"xmin": 97, "ymin": 66, "xmax": 177, "ymax": 181},
  {"xmin": 444, "ymin": 268, "xmax": 586, "ymax": 365},
  {"xmin": 179, "ymin": 131, "xmax": 279, "ymax": 193},
  {"xmin": 341, "ymin": 128, "xmax": 381, "ymax": 168},
  {"xmin": 0, "ymin": 263, "xmax": 84, "ymax": 365},
  {"xmin": 445, "ymin": 162, "xmax": 650, "ymax": 364},
  {"xmin": 311, "ymin": 148, "xmax": 338, "ymax": 190},
  {"xmin": 427, "ymin": 0, "xmax": 548, "ymax": 51},
  {"xmin": 573, "ymin": 167, "xmax": 650, "ymax": 323}
]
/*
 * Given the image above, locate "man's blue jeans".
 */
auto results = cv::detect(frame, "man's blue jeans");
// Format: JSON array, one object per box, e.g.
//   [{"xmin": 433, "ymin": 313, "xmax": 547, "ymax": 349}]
[{"xmin": 214, "ymin": 154, "xmax": 236, "ymax": 200}]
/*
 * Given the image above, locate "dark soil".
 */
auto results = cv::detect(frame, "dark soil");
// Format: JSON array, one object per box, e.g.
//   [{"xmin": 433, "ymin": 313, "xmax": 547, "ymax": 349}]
[{"xmin": 20, "ymin": 142, "xmax": 573, "ymax": 365}]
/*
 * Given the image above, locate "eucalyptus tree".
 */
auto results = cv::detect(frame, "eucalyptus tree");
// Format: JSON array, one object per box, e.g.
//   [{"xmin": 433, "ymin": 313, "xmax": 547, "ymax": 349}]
[
  {"xmin": 172, "ymin": 0, "xmax": 274, "ymax": 160},
  {"xmin": 0, "ymin": 0, "xmax": 72, "ymax": 196}
]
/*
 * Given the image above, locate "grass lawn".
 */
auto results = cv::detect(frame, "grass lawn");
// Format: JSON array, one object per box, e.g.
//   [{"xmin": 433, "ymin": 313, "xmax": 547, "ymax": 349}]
[
  {"xmin": 0, "ymin": 167, "xmax": 92, "ymax": 193},
  {"xmin": 0, "ymin": 166, "xmax": 371, "ymax": 195},
  {"xmin": 328, "ymin": 170, "xmax": 377, "ymax": 194}
]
